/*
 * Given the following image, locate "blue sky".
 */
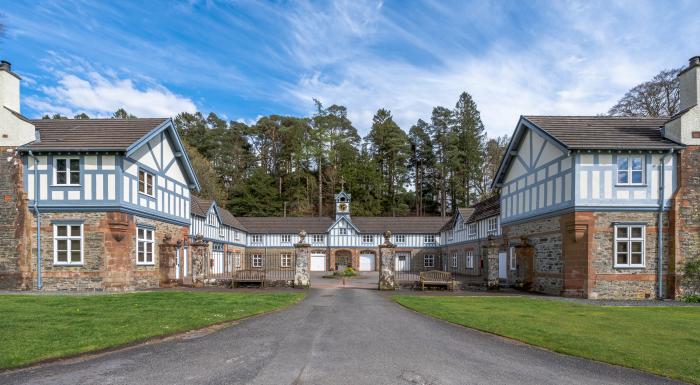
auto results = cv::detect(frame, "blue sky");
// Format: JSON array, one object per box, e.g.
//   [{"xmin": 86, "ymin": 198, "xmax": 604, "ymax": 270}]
[{"xmin": 2, "ymin": 0, "xmax": 698, "ymax": 137}]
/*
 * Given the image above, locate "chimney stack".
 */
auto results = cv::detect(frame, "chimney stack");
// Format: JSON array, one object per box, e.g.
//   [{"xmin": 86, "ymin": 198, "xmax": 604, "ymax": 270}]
[
  {"xmin": 664, "ymin": 56, "xmax": 700, "ymax": 145},
  {"xmin": 0, "ymin": 59, "xmax": 36, "ymax": 147},
  {"xmin": 0, "ymin": 60, "xmax": 11, "ymax": 72},
  {"xmin": 678, "ymin": 56, "xmax": 700, "ymax": 112},
  {"xmin": 0, "ymin": 59, "xmax": 21, "ymax": 113}
]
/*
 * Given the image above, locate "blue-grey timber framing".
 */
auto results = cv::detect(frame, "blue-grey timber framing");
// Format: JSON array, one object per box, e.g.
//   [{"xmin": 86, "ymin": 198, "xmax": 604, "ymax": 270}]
[{"xmin": 1, "ymin": 56, "xmax": 700, "ymax": 299}]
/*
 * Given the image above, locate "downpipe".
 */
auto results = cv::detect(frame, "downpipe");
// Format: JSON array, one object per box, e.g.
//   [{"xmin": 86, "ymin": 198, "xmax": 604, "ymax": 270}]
[
  {"xmin": 27, "ymin": 151, "xmax": 42, "ymax": 290},
  {"xmin": 657, "ymin": 150, "xmax": 672, "ymax": 300}
]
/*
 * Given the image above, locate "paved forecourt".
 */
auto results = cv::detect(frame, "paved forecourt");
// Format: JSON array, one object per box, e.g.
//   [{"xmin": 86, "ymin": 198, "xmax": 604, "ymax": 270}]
[{"xmin": 0, "ymin": 288, "xmax": 680, "ymax": 385}]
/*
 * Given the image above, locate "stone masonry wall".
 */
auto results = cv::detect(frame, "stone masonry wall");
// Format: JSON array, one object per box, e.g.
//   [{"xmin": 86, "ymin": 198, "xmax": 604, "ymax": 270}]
[
  {"xmin": 591, "ymin": 211, "xmax": 669, "ymax": 299},
  {"xmin": 31, "ymin": 211, "xmax": 188, "ymax": 291},
  {"xmin": 672, "ymin": 146, "xmax": 700, "ymax": 297},
  {"xmin": 504, "ymin": 215, "xmax": 563, "ymax": 295},
  {"xmin": 0, "ymin": 148, "xmax": 31, "ymax": 289}
]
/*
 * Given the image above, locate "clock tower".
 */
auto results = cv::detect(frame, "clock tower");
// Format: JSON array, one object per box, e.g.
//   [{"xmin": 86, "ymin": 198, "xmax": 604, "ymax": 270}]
[{"xmin": 335, "ymin": 188, "xmax": 351, "ymax": 220}]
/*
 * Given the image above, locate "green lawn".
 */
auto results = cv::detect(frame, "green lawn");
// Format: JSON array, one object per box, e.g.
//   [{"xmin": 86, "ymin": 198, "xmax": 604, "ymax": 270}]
[
  {"xmin": 394, "ymin": 295, "xmax": 700, "ymax": 384},
  {"xmin": 0, "ymin": 291, "xmax": 304, "ymax": 369}
]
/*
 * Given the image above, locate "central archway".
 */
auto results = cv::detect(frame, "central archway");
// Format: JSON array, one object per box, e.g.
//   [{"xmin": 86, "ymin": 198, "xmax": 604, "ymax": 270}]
[{"xmin": 334, "ymin": 250, "xmax": 353, "ymax": 271}]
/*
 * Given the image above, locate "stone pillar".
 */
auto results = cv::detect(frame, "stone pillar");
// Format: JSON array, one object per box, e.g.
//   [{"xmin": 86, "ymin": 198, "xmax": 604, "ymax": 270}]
[
  {"xmin": 294, "ymin": 230, "xmax": 310, "ymax": 288},
  {"xmin": 158, "ymin": 233, "xmax": 177, "ymax": 286},
  {"xmin": 378, "ymin": 231, "xmax": 397, "ymax": 290},
  {"xmin": 482, "ymin": 235, "xmax": 499, "ymax": 290},
  {"xmin": 514, "ymin": 236, "xmax": 535, "ymax": 290},
  {"xmin": 189, "ymin": 234, "xmax": 208, "ymax": 287}
]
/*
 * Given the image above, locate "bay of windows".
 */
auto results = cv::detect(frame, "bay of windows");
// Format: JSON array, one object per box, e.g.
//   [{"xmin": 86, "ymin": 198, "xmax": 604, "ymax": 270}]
[
  {"xmin": 54, "ymin": 223, "xmax": 83, "ymax": 265},
  {"xmin": 54, "ymin": 158, "xmax": 80, "ymax": 185},
  {"xmin": 617, "ymin": 155, "xmax": 645, "ymax": 185},
  {"xmin": 137, "ymin": 227, "xmax": 154, "ymax": 265},
  {"xmin": 614, "ymin": 224, "xmax": 645, "ymax": 268}
]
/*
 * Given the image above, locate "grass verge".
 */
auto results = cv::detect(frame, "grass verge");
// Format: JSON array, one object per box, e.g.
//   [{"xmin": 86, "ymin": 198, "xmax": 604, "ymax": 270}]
[
  {"xmin": 0, "ymin": 291, "xmax": 304, "ymax": 369},
  {"xmin": 393, "ymin": 295, "xmax": 700, "ymax": 384}
]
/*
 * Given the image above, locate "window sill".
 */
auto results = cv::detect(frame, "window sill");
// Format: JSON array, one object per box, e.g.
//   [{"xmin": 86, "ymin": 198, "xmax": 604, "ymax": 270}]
[
  {"xmin": 53, "ymin": 263, "xmax": 83, "ymax": 266},
  {"xmin": 612, "ymin": 265, "xmax": 646, "ymax": 269},
  {"xmin": 614, "ymin": 184, "xmax": 647, "ymax": 188},
  {"xmin": 136, "ymin": 263, "xmax": 155, "ymax": 266},
  {"xmin": 138, "ymin": 192, "xmax": 156, "ymax": 199},
  {"xmin": 50, "ymin": 184, "xmax": 82, "ymax": 188}
]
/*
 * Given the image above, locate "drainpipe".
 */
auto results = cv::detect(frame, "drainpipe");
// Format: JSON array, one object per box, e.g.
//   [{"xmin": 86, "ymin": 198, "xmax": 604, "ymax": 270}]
[
  {"xmin": 657, "ymin": 150, "xmax": 672, "ymax": 300},
  {"xmin": 27, "ymin": 151, "xmax": 42, "ymax": 290}
]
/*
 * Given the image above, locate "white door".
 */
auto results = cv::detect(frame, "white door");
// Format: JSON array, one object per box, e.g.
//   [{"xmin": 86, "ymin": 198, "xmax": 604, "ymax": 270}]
[
  {"xmin": 359, "ymin": 253, "xmax": 375, "ymax": 271},
  {"xmin": 310, "ymin": 254, "xmax": 326, "ymax": 271},
  {"xmin": 175, "ymin": 248, "xmax": 180, "ymax": 280},
  {"xmin": 498, "ymin": 251, "xmax": 507, "ymax": 279},
  {"xmin": 395, "ymin": 253, "xmax": 409, "ymax": 271}
]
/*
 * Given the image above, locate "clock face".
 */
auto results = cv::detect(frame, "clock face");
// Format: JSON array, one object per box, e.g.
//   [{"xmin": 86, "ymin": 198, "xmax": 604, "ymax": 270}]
[{"xmin": 338, "ymin": 203, "xmax": 348, "ymax": 212}]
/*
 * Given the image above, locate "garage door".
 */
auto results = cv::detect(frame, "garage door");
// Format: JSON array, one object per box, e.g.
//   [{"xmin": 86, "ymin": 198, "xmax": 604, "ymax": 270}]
[
  {"xmin": 310, "ymin": 254, "xmax": 326, "ymax": 271},
  {"xmin": 359, "ymin": 253, "xmax": 375, "ymax": 271}
]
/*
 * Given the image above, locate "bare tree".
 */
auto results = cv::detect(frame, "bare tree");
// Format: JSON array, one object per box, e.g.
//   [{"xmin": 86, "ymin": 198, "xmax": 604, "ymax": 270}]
[{"xmin": 609, "ymin": 68, "xmax": 682, "ymax": 117}]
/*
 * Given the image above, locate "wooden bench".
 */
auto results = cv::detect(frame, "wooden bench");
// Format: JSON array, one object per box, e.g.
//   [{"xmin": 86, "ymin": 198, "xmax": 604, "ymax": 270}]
[
  {"xmin": 419, "ymin": 270, "xmax": 454, "ymax": 291},
  {"xmin": 232, "ymin": 270, "xmax": 266, "ymax": 288}
]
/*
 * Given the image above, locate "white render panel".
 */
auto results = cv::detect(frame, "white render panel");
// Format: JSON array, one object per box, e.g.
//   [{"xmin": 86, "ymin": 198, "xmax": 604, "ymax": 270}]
[
  {"xmin": 27, "ymin": 174, "xmax": 34, "ymax": 200},
  {"xmin": 85, "ymin": 174, "xmax": 92, "ymax": 200},
  {"xmin": 67, "ymin": 190, "xmax": 80, "ymax": 200},
  {"xmin": 603, "ymin": 170, "xmax": 613, "ymax": 199},
  {"xmin": 51, "ymin": 190, "xmax": 64, "ymax": 200},
  {"xmin": 85, "ymin": 155, "xmax": 97, "ymax": 170},
  {"xmin": 40, "ymin": 174, "xmax": 47, "ymax": 200},
  {"xmin": 96, "ymin": 174, "xmax": 104, "ymax": 200},
  {"xmin": 123, "ymin": 176, "xmax": 130, "ymax": 202},
  {"xmin": 580, "ymin": 170, "xmax": 588, "ymax": 199},
  {"xmin": 107, "ymin": 174, "xmax": 115, "ymax": 200},
  {"xmin": 591, "ymin": 170, "xmax": 600, "ymax": 199},
  {"xmin": 124, "ymin": 159, "xmax": 137, "ymax": 176},
  {"xmin": 102, "ymin": 155, "xmax": 115, "ymax": 170}
]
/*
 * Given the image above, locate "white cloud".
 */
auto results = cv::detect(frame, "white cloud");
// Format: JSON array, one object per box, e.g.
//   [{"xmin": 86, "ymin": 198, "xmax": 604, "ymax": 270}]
[{"xmin": 26, "ymin": 69, "xmax": 197, "ymax": 118}]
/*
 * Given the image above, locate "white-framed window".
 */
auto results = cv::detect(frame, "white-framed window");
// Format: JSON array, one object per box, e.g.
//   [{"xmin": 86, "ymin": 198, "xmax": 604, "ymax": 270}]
[
  {"xmin": 614, "ymin": 224, "xmax": 645, "ymax": 268},
  {"xmin": 362, "ymin": 235, "xmax": 374, "ymax": 243},
  {"xmin": 451, "ymin": 253, "xmax": 457, "ymax": 268},
  {"xmin": 251, "ymin": 234, "xmax": 263, "ymax": 244},
  {"xmin": 424, "ymin": 254, "xmax": 434, "ymax": 268},
  {"xmin": 338, "ymin": 228, "xmax": 348, "ymax": 235},
  {"xmin": 234, "ymin": 253, "xmax": 241, "ymax": 268},
  {"xmin": 468, "ymin": 223, "xmax": 477, "ymax": 237},
  {"xmin": 207, "ymin": 210, "xmax": 217, "ymax": 226},
  {"xmin": 252, "ymin": 254, "xmax": 262, "ymax": 268},
  {"xmin": 617, "ymin": 155, "xmax": 645, "ymax": 185},
  {"xmin": 138, "ymin": 169, "xmax": 154, "ymax": 196},
  {"xmin": 281, "ymin": 234, "xmax": 291, "ymax": 243},
  {"xmin": 137, "ymin": 227, "xmax": 154, "ymax": 265},
  {"xmin": 394, "ymin": 234, "xmax": 406, "ymax": 244},
  {"xmin": 281, "ymin": 253, "xmax": 292, "ymax": 268},
  {"xmin": 447, "ymin": 231, "xmax": 454, "ymax": 241},
  {"xmin": 466, "ymin": 250, "xmax": 474, "ymax": 269},
  {"xmin": 510, "ymin": 246, "xmax": 516, "ymax": 271},
  {"xmin": 312, "ymin": 234, "xmax": 325, "ymax": 244},
  {"xmin": 53, "ymin": 157, "xmax": 80, "ymax": 186},
  {"xmin": 423, "ymin": 235, "xmax": 436, "ymax": 244},
  {"xmin": 487, "ymin": 217, "xmax": 498, "ymax": 233},
  {"xmin": 53, "ymin": 223, "xmax": 83, "ymax": 265},
  {"xmin": 212, "ymin": 243, "xmax": 224, "ymax": 252},
  {"xmin": 234, "ymin": 231, "xmax": 240, "ymax": 242}
]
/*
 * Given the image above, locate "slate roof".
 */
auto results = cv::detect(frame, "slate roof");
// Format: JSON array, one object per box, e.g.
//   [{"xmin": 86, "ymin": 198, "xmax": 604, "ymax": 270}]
[
  {"xmin": 21, "ymin": 118, "xmax": 168, "ymax": 151},
  {"xmin": 466, "ymin": 194, "xmax": 500, "ymax": 223},
  {"xmin": 237, "ymin": 216, "xmax": 450, "ymax": 234},
  {"xmin": 190, "ymin": 195, "xmax": 246, "ymax": 231},
  {"xmin": 523, "ymin": 116, "xmax": 682, "ymax": 150}
]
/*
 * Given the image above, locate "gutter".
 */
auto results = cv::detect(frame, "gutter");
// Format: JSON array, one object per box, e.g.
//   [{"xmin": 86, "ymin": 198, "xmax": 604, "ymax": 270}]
[
  {"xmin": 657, "ymin": 149, "xmax": 673, "ymax": 300},
  {"xmin": 27, "ymin": 151, "xmax": 42, "ymax": 290}
]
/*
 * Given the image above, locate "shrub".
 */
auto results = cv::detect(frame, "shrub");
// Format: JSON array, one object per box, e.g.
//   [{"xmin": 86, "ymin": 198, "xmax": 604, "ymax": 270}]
[
  {"xmin": 680, "ymin": 259, "xmax": 700, "ymax": 300},
  {"xmin": 343, "ymin": 267, "xmax": 357, "ymax": 277},
  {"xmin": 680, "ymin": 294, "xmax": 700, "ymax": 303}
]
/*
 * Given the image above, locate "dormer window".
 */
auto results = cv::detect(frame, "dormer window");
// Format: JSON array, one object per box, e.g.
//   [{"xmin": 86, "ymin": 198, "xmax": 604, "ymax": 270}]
[
  {"xmin": 138, "ymin": 169, "xmax": 154, "ymax": 196},
  {"xmin": 54, "ymin": 157, "xmax": 80, "ymax": 185},
  {"xmin": 617, "ymin": 155, "xmax": 645, "ymax": 185},
  {"xmin": 207, "ymin": 211, "xmax": 217, "ymax": 226}
]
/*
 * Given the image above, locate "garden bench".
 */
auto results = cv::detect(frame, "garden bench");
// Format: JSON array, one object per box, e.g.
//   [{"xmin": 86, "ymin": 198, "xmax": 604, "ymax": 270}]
[
  {"xmin": 232, "ymin": 269, "xmax": 266, "ymax": 288},
  {"xmin": 419, "ymin": 270, "xmax": 454, "ymax": 291}
]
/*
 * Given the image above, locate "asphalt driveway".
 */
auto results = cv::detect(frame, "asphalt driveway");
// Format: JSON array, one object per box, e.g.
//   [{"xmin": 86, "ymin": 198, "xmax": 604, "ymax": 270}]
[{"xmin": 1, "ymin": 288, "xmax": 680, "ymax": 385}]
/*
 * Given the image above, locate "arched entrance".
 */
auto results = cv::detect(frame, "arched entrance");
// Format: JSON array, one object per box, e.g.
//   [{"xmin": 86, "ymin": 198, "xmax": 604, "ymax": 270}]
[
  {"xmin": 359, "ymin": 250, "xmax": 376, "ymax": 272},
  {"xmin": 335, "ymin": 250, "xmax": 353, "ymax": 270}
]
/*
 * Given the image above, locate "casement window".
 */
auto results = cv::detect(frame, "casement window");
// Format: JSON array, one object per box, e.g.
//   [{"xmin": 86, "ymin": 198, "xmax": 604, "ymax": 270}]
[
  {"xmin": 468, "ymin": 223, "xmax": 477, "ymax": 237},
  {"xmin": 423, "ymin": 235, "xmax": 436, "ymax": 244},
  {"xmin": 617, "ymin": 155, "xmax": 645, "ymax": 185},
  {"xmin": 614, "ymin": 224, "xmax": 645, "ymax": 268},
  {"xmin": 466, "ymin": 250, "xmax": 474, "ymax": 269},
  {"xmin": 54, "ymin": 223, "xmax": 83, "ymax": 265},
  {"xmin": 234, "ymin": 231, "xmax": 240, "ymax": 242},
  {"xmin": 394, "ymin": 234, "xmax": 406, "ymax": 244},
  {"xmin": 312, "ymin": 234, "xmax": 325, "ymax": 244},
  {"xmin": 338, "ymin": 228, "xmax": 348, "ymax": 235},
  {"xmin": 281, "ymin": 253, "xmax": 292, "ymax": 268},
  {"xmin": 424, "ymin": 254, "xmax": 435, "ymax": 268},
  {"xmin": 138, "ymin": 169, "xmax": 154, "ymax": 196},
  {"xmin": 281, "ymin": 234, "xmax": 292, "ymax": 243},
  {"xmin": 451, "ymin": 253, "xmax": 458, "ymax": 268},
  {"xmin": 510, "ymin": 246, "xmax": 516, "ymax": 271},
  {"xmin": 251, "ymin": 234, "xmax": 263, "ymax": 244},
  {"xmin": 137, "ymin": 227, "xmax": 154, "ymax": 265},
  {"xmin": 447, "ymin": 231, "xmax": 454, "ymax": 241},
  {"xmin": 54, "ymin": 158, "xmax": 80, "ymax": 185},
  {"xmin": 252, "ymin": 254, "xmax": 263, "ymax": 268},
  {"xmin": 212, "ymin": 243, "xmax": 224, "ymax": 252},
  {"xmin": 234, "ymin": 253, "xmax": 241, "ymax": 268},
  {"xmin": 487, "ymin": 217, "xmax": 498, "ymax": 233},
  {"xmin": 362, "ymin": 235, "xmax": 374, "ymax": 243}
]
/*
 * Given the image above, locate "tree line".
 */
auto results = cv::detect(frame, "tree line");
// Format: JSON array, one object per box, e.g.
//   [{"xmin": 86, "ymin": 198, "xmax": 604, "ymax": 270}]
[{"xmin": 41, "ymin": 64, "xmax": 681, "ymax": 218}]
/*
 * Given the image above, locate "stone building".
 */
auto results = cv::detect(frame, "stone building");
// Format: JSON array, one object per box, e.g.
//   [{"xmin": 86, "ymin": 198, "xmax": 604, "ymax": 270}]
[{"xmin": 0, "ymin": 61, "xmax": 200, "ymax": 290}]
